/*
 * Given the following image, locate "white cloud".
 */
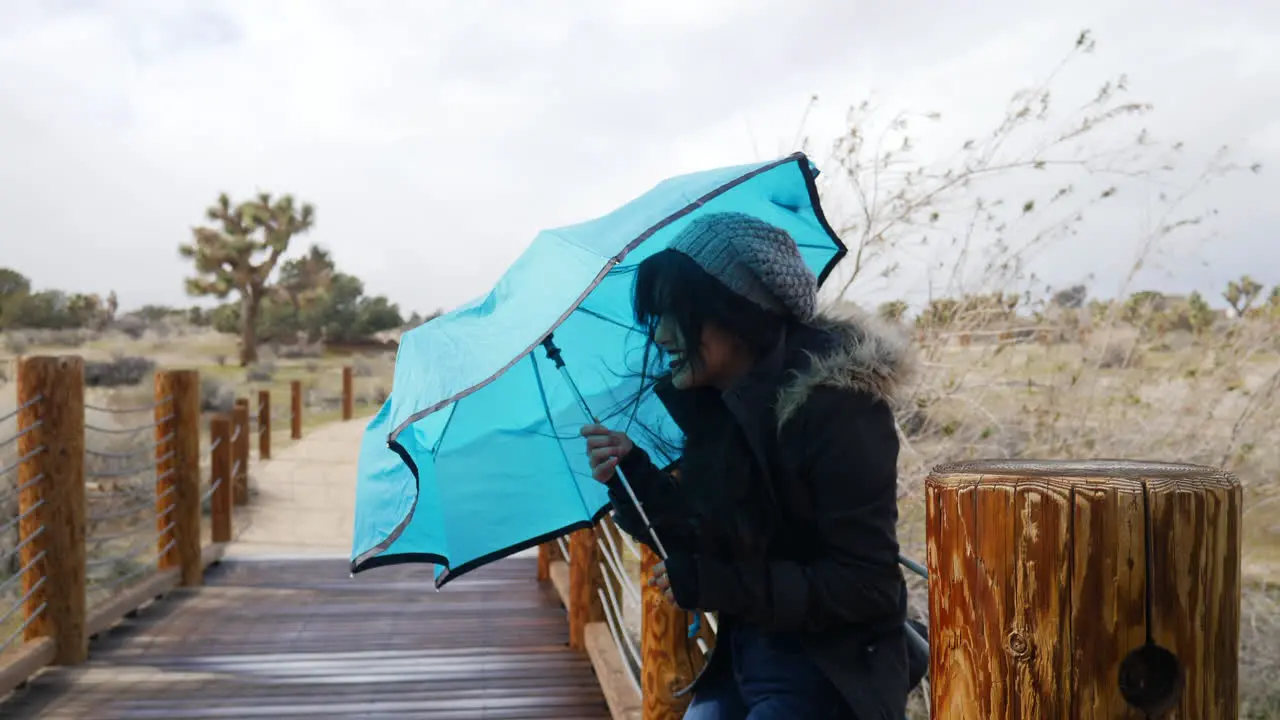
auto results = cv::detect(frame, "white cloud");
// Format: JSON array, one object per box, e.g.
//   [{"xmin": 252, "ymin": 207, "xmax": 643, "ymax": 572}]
[{"xmin": 0, "ymin": 0, "xmax": 1276, "ymax": 314}]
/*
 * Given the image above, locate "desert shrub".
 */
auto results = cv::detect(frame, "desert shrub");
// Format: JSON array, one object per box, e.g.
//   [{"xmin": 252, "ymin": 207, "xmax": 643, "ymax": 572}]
[
  {"xmin": 245, "ymin": 361, "xmax": 276, "ymax": 383},
  {"xmin": 201, "ymin": 378, "xmax": 236, "ymax": 413},
  {"xmin": 352, "ymin": 358, "xmax": 375, "ymax": 377},
  {"xmin": 3, "ymin": 333, "xmax": 28, "ymax": 355},
  {"xmin": 113, "ymin": 314, "xmax": 148, "ymax": 340},
  {"xmin": 84, "ymin": 355, "xmax": 155, "ymax": 388},
  {"xmin": 277, "ymin": 342, "xmax": 324, "ymax": 359}
]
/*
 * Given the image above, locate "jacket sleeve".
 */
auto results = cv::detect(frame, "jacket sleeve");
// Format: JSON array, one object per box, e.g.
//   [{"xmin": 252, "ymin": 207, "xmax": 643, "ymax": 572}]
[
  {"xmin": 607, "ymin": 447, "xmax": 696, "ymax": 553},
  {"xmin": 669, "ymin": 389, "xmax": 904, "ymax": 632}
]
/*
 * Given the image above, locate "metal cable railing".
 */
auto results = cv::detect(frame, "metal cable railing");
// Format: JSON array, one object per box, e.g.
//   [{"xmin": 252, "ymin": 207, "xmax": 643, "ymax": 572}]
[
  {"xmin": 592, "ymin": 517, "xmax": 643, "ymax": 692},
  {"xmin": 0, "ymin": 395, "xmax": 46, "ymax": 655},
  {"xmin": 83, "ymin": 396, "xmax": 173, "ymax": 599}
]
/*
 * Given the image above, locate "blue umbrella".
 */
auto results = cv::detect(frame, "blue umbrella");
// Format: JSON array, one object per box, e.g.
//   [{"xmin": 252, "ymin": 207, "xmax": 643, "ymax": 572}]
[{"xmin": 350, "ymin": 152, "xmax": 846, "ymax": 586}]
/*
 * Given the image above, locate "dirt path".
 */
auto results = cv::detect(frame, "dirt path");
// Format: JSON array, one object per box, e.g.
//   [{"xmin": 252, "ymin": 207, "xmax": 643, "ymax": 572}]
[{"xmin": 227, "ymin": 419, "xmax": 367, "ymax": 560}]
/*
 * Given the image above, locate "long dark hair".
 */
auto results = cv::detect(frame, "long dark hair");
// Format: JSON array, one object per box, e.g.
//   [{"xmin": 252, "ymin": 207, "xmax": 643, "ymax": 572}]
[{"xmin": 625, "ymin": 249, "xmax": 792, "ymax": 555}]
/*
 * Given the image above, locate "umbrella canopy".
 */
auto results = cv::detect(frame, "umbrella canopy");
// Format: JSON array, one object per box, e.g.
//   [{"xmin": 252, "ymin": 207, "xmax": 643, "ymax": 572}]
[{"xmin": 351, "ymin": 152, "xmax": 846, "ymax": 585}]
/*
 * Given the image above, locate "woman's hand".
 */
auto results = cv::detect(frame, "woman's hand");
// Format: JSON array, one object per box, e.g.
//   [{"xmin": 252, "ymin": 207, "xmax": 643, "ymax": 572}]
[
  {"xmin": 649, "ymin": 560, "xmax": 675, "ymax": 603},
  {"xmin": 580, "ymin": 424, "xmax": 634, "ymax": 484}
]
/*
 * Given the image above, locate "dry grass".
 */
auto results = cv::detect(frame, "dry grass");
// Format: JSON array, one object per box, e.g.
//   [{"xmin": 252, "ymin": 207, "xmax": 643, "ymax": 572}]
[
  {"xmin": 886, "ymin": 309, "xmax": 1280, "ymax": 715},
  {"xmin": 0, "ymin": 324, "xmax": 393, "ymax": 653}
]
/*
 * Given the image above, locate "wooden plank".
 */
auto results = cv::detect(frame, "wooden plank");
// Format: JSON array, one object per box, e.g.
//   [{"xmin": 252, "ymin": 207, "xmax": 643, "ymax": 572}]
[
  {"xmin": 585, "ymin": 622, "xmax": 642, "ymax": 720},
  {"xmin": 0, "ymin": 638, "xmax": 54, "ymax": 701},
  {"xmin": 0, "ymin": 557, "xmax": 609, "ymax": 719}
]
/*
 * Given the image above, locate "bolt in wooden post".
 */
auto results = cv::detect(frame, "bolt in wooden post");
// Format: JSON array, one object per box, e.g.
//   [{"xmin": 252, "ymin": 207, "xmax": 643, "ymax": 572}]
[
  {"xmin": 290, "ymin": 380, "xmax": 303, "ymax": 439},
  {"xmin": 154, "ymin": 370, "xmax": 202, "ymax": 587},
  {"xmin": 16, "ymin": 356, "xmax": 87, "ymax": 664},
  {"xmin": 640, "ymin": 545, "xmax": 700, "ymax": 720},
  {"xmin": 342, "ymin": 366, "xmax": 354, "ymax": 421},
  {"xmin": 209, "ymin": 415, "xmax": 232, "ymax": 544},
  {"xmin": 231, "ymin": 400, "xmax": 250, "ymax": 505},
  {"xmin": 926, "ymin": 459, "xmax": 1241, "ymax": 719},
  {"xmin": 567, "ymin": 526, "xmax": 605, "ymax": 651},
  {"xmin": 257, "ymin": 389, "xmax": 271, "ymax": 460}
]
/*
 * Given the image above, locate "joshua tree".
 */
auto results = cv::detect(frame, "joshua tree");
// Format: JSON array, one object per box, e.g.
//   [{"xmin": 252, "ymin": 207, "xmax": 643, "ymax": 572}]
[
  {"xmin": 1223, "ymin": 275, "xmax": 1263, "ymax": 317},
  {"xmin": 180, "ymin": 192, "xmax": 315, "ymax": 365}
]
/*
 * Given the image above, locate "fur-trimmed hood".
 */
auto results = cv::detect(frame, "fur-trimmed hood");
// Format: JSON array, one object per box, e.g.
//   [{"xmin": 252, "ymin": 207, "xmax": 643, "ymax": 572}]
[{"xmin": 774, "ymin": 306, "xmax": 916, "ymax": 429}]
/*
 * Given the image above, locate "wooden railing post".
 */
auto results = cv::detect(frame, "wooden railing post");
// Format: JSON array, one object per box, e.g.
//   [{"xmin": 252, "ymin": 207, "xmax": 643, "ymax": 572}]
[
  {"xmin": 154, "ymin": 370, "xmax": 201, "ymax": 587},
  {"xmin": 257, "ymin": 389, "xmax": 271, "ymax": 460},
  {"xmin": 641, "ymin": 545, "xmax": 696, "ymax": 720},
  {"xmin": 926, "ymin": 459, "xmax": 1242, "ymax": 718},
  {"xmin": 209, "ymin": 415, "xmax": 232, "ymax": 543},
  {"xmin": 16, "ymin": 356, "xmax": 87, "ymax": 665},
  {"xmin": 290, "ymin": 380, "xmax": 303, "ymax": 439},
  {"xmin": 342, "ymin": 366, "xmax": 354, "ymax": 421},
  {"xmin": 231, "ymin": 399, "xmax": 250, "ymax": 505},
  {"xmin": 567, "ymin": 527, "xmax": 604, "ymax": 651},
  {"xmin": 537, "ymin": 542, "xmax": 554, "ymax": 582}
]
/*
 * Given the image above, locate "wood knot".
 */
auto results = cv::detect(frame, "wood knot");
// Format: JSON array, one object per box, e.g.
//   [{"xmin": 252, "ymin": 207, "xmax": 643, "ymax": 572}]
[{"xmin": 1006, "ymin": 631, "xmax": 1031, "ymax": 658}]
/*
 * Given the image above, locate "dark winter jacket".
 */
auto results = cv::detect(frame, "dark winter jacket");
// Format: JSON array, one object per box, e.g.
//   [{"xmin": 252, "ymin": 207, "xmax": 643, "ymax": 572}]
[{"xmin": 608, "ymin": 308, "xmax": 917, "ymax": 719}]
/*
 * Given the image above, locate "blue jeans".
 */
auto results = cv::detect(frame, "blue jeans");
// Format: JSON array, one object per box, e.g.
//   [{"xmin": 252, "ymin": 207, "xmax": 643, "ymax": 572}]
[{"xmin": 683, "ymin": 627, "xmax": 852, "ymax": 720}]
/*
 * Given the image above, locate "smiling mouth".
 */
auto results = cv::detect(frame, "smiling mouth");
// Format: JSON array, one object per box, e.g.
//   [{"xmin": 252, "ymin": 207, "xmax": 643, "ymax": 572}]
[{"xmin": 667, "ymin": 352, "xmax": 686, "ymax": 370}]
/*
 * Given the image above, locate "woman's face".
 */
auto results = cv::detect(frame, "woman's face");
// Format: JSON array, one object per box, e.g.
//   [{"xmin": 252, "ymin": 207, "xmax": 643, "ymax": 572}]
[{"xmin": 654, "ymin": 315, "xmax": 748, "ymax": 390}]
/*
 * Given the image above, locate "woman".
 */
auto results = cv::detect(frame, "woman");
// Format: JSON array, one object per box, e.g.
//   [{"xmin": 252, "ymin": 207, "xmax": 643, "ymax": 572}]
[{"xmin": 581, "ymin": 211, "xmax": 915, "ymax": 719}]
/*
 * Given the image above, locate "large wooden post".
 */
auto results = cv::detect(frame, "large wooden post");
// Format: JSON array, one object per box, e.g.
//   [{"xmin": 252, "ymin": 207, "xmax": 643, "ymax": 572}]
[
  {"xmin": 231, "ymin": 399, "xmax": 250, "ymax": 505},
  {"xmin": 567, "ymin": 527, "xmax": 604, "ymax": 651},
  {"xmin": 641, "ymin": 545, "xmax": 700, "ymax": 720},
  {"xmin": 257, "ymin": 389, "xmax": 271, "ymax": 460},
  {"xmin": 209, "ymin": 415, "xmax": 232, "ymax": 543},
  {"xmin": 290, "ymin": 380, "xmax": 303, "ymax": 440},
  {"xmin": 926, "ymin": 459, "xmax": 1241, "ymax": 719},
  {"xmin": 341, "ymin": 366, "xmax": 354, "ymax": 421},
  {"xmin": 16, "ymin": 356, "xmax": 87, "ymax": 664},
  {"xmin": 154, "ymin": 370, "xmax": 202, "ymax": 587}
]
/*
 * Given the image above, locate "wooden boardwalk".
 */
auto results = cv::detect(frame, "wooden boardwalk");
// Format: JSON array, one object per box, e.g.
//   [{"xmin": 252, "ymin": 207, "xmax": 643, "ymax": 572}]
[
  {"xmin": 0, "ymin": 556, "xmax": 609, "ymax": 719},
  {"xmin": 0, "ymin": 413, "xmax": 609, "ymax": 719}
]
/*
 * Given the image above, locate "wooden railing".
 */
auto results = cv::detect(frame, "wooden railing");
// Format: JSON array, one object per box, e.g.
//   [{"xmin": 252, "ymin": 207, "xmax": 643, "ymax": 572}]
[
  {"xmin": 0, "ymin": 355, "xmax": 366, "ymax": 699},
  {"xmin": 545, "ymin": 459, "xmax": 1245, "ymax": 719}
]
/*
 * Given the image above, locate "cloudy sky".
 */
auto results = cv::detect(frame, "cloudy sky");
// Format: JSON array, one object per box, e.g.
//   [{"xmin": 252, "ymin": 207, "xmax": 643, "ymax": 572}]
[{"xmin": 1, "ymin": 0, "xmax": 1276, "ymax": 315}]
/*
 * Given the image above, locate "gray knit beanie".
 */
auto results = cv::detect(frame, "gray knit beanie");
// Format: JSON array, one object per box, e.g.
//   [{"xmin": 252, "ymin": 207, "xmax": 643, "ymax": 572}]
[{"xmin": 667, "ymin": 211, "xmax": 818, "ymax": 321}]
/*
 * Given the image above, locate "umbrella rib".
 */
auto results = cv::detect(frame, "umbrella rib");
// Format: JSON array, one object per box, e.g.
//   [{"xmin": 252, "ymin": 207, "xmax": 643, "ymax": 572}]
[
  {"xmin": 528, "ymin": 352, "xmax": 594, "ymax": 521},
  {"xmin": 572, "ymin": 305, "xmax": 636, "ymax": 333}
]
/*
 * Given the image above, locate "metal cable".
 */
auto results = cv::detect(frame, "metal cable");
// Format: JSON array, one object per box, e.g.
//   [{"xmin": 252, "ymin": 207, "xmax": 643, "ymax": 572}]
[
  {"xmin": 0, "ymin": 601, "xmax": 46, "ymax": 655},
  {"xmin": 595, "ymin": 525, "xmax": 641, "ymax": 608},
  {"xmin": 202, "ymin": 477, "xmax": 223, "ymax": 503},
  {"xmin": 90, "ymin": 539, "xmax": 175, "ymax": 595},
  {"xmin": 86, "ymin": 450, "xmax": 172, "ymax": 480},
  {"xmin": 0, "ymin": 549, "xmax": 46, "ymax": 597},
  {"xmin": 85, "ymin": 419, "xmax": 162, "ymax": 435},
  {"xmin": 84, "ymin": 396, "xmax": 172, "ymax": 414},
  {"xmin": 0, "ymin": 419, "xmax": 41, "ymax": 448},
  {"xmin": 597, "ymin": 565, "xmax": 643, "ymax": 691},
  {"xmin": 0, "ymin": 526, "xmax": 45, "ymax": 566},
  {"xmin": 88, "ymin": 485, "xmax": 174, "ymax": 523},
  {"xmin": 0, "ymin": 499, "xmax": 43, "ymax": 542},
  {"xmin": 85, "ymin": 433, "xmax": 172, "ymax": 461},
  {"xmin": 0, "ymin": 445, "xmax": 46, "ymax": 479},
  {"xmin": 0, "ymin": 472, "xmax": 43, "ymax": 509},
  {"xmin": 0, "ymin": 395, "xmax": 42, "ymax": 425},
  {"xmin": 555, "ymin": 536, "xmax": 571, "ymax": 563},
  {"xmin": 230, "ymin": 425, "xmax": 241, "ymax": 443},
  {"xmin": 0, "ymin": 575, "xmax": 46, "ymax": 639},
  {"xmin": 209, "ymin": 436, "xmax": 222, "ymax": 452}
]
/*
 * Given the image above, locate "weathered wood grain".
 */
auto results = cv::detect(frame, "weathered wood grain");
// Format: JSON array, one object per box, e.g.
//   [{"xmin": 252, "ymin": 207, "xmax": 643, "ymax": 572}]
[
  {"xmin": 0, "ymin": 557, "xmax": 610, "ymax": 719},
  {"xmin": 927, "ymin": 459, "xmax": 1241, "ymax": 719}
]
